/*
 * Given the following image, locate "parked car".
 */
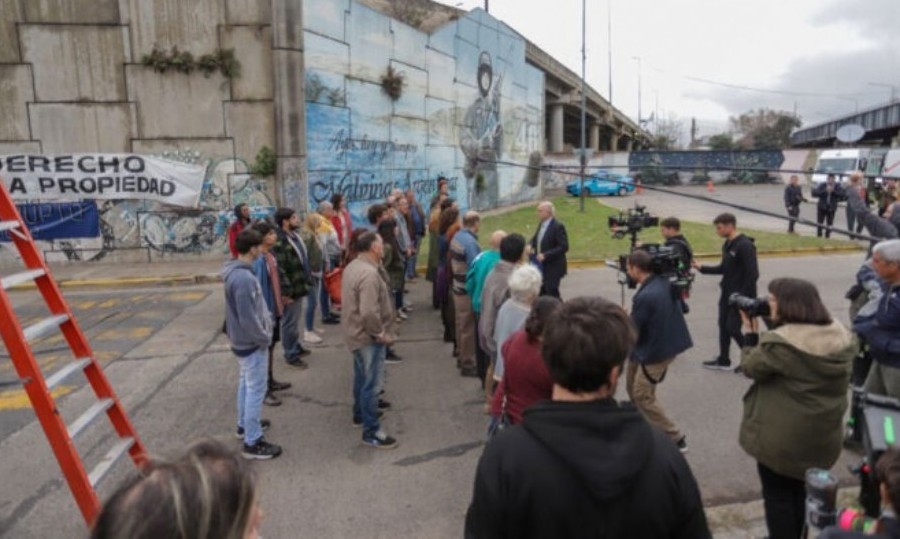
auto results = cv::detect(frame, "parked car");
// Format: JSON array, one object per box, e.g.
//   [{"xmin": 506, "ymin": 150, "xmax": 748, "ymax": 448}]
[{"xmin": 566, "ymin": 171, "xmax": 635, "ymax": 197}]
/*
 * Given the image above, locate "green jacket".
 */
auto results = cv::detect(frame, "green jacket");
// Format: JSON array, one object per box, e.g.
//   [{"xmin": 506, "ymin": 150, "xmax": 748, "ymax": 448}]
[
  {"xmin": 272, "ymin": 229, "xmax": 309, "ymax": 299},
  {"xmin": 739, "ymin": 321, "xmax": 856, "ymax": 480},
  {"xmin": 382, "ymin": 243, "xmax": 405, "ymax": 291}
]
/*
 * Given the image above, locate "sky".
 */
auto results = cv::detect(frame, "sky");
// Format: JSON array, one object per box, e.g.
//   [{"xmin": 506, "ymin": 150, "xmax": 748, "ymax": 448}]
[{"xmin": 435, "ymin": 0, "xmax": 900, "ymax": 139}]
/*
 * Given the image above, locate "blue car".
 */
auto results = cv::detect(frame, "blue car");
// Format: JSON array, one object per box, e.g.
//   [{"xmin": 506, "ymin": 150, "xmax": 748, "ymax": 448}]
[{"xmin": 566, "ymin": 171, "xmax": 635, "ymax": 197}]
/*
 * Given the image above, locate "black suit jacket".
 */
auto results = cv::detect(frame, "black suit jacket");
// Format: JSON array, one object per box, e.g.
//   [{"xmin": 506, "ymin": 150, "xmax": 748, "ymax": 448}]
[{"xmin": 530, "ymin": 218, "xmax": 568, "ymax": 284}]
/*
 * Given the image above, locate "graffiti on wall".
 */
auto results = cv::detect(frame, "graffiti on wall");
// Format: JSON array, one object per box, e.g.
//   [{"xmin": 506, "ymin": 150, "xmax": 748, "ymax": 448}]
[{"xmin": 460, "ymin": 50, "xmax": 503, "ymax": 210}]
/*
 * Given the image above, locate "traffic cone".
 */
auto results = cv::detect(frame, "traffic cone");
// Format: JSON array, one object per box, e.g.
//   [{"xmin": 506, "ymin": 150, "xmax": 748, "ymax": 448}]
[{"xmin": 706, "ymin": 179, "xmax": 714, "ymax": 193}]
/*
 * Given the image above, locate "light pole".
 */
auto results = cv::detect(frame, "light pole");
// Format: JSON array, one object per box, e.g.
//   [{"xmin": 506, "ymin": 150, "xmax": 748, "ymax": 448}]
[
  {"xmin": 607, "ymin": 0, "xmax": 612, "ymax": 106},
  {"xmin": 868, "ymin": 82, "xmax": 898, "ymax": 103},
  {"xmin": 579, "ymin": 0, "xmax": 587, "ymax": 212},
  {"xmin": 632, "ymin": 56, "xmax": 642, "ymax": 126}
]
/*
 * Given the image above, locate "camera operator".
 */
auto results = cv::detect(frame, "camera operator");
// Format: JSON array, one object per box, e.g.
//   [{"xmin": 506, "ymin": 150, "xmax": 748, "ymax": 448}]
[
  {"xmin": 693, "ymin": 213, "xmax": 759, "ymax": 371},
  {"xmin": 854, "ymin": 240, "xmax": 900, "ymax": 399},
  {"xmin": 625, "ymin": 250, "xmax": 693, "ymax": 452},
  {"xmin": 660, "ymin": 217, "xmax": 693, "ymax": 268},
  {"xmin": 819, "ymin": 449, "xmax": 900, "ymax": 538},
  {"xmin": 737, "ymin": 278, "xmax": 856, "ymax": 539}
]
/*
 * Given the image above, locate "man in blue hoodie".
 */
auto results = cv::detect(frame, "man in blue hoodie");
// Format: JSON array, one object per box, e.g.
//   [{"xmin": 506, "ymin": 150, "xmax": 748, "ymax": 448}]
[
  {"xmin": 223, "ymin": 229, "xmax": 282, "ymax": 460},
  {"xmin": 855, "ymin": 239, "xmax": 900, "ymax": 399}
]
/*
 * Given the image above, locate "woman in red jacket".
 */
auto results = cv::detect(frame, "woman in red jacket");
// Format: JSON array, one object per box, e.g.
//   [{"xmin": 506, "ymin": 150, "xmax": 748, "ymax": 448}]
[
  {"xmin": 227, "ymin": 203, "xmax": 250, "ymax": 259},
  {"xmin": 490, "ymin": 296, "xmax": 562, "ymax": 426},
  {"xmin": 330, "ymin": 193, "xmax": 353, "ymax": 259}
]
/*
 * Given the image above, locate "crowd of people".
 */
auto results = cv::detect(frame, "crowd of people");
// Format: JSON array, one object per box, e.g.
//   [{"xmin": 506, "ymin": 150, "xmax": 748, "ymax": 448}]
[{"xmin": 88, "ymin": 173, "xmax": 900, "ymax": 538}]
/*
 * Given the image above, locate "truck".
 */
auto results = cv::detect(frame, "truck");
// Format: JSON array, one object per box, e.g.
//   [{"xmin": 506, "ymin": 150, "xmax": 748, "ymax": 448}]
[{"xmin": 811, "ymin": 148, "xmax": 870, "ymax": 185}]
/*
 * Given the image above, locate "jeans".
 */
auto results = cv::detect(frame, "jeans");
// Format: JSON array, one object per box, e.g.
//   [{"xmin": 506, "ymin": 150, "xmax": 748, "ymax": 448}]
[
  {"xmin": 236, "ymin": 348, "xmax": 268, "ymax": 445},
  {"xmin": 353, "ymin": 343, "xmax": 386, "ymax": 437},
  {"xmin": 281, "ymin": 297, "xmax": 304, "ymax": 360},
  {"xmin": 306, "ymin": 277, "xmax": 319, "ymax": 331},
  {"xmin": 406, "ymin": 236, "xmax": 422, "ymax": 278},
  {"xmin": 757, "ymin": 462, "xmax": 805, "ymax": 539}
]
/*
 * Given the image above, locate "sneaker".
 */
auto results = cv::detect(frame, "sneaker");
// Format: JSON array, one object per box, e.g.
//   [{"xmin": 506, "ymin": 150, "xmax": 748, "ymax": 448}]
[
  {"xmin": 676, "ymin": 436, "xmax": 688, "ymax": 454},
  {"xmin": 733, "ymin": 365, "xmax": 743, "ymax": 375},
  {"xmin": 460, "ymin": 367, "xmax": 478, "ymax": 378},
  {"xmin": 235, "ymin": 419, "xmax": 271, "ymax": 439},
  {"xmin": 242, "ymin": 437, "xmax": 283, "ymax": 460},
  {"xmin": 322, "ymin": 316, "xmax": 341, "ymax": 325},
  {"xmin": 304, "ymin": 330, "xmax": 323, "ymax": 344},
  {"xmin": 702, "ymin": 358, "xmax": 732, "ymax": 371},
  {"xmin": 352, "ymin": 411, "xmax": 384, "ymax": 427},
  {"xmin": 269, "ymin": 379, "xmax": 292, "ymax": 392},
  {"xmin": 401, "ymin": 306, "xmax": 413, "ymax": 314},
  {"xmin": 385, "ymin": 350, "xmax": 403, "ymax": 364},
  {"xmin": 286, "ymin": 357, "xmax": 309, "ymax": 370},
  {"xmin": 378, "ymin": 399, "xmax": 392, "ymax": 410},
  {"xmin": 312, "ymin": 327, "xmax": 325, "ymax": 335},
  {"xmin": 362, "ymin": 430, "xmax": 398, "ymax": 449},
  {"xmin": 263, "ymin": 391, "xmax": 282, "ymax": 407},
  {"xmin": 397, "ymin": 311, "xmax": 408, "ymax": 321},
  {"xmin": 296, "ymin": 347, "xmax": 312, "ymax": 357}
]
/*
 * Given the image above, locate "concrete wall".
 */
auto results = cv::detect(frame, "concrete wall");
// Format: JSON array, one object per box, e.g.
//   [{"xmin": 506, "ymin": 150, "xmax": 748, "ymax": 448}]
[{"xmin": 0, "ymin": 0, "xmax": 276, "ymax": 263}]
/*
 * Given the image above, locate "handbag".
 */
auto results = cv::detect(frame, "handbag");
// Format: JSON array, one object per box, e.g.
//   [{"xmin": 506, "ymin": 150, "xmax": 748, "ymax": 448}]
[{"xmin": 324, "ymin": 266, "xmax": 343, "ymax": 303}]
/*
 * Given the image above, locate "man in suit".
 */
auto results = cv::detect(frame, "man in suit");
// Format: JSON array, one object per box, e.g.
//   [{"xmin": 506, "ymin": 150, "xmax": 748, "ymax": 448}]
[{"xmin": 530, "ymin": 201, "xmax": 568, "ymax": 298}]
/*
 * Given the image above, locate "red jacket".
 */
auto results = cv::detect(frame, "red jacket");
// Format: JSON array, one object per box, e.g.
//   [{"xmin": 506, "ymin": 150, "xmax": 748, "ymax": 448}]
[
  {"xmin": 331, "ymin": 208, "xmax": 353, "ymax": 249},
  {"xmin": 227, "ymin": 220, "xmax": 245, "ymax": 259},
  {"xmin": 490, "ymin": 330, "xmax": 553, "ymax": 424}
]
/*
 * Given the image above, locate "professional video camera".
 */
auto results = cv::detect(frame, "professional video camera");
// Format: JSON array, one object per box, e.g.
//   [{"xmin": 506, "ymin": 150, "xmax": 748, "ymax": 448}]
[
  {"xmin": 804, "ymin": 393, "xmax": 900, "ymax": 535},
  {"xmin": 727, "ymin": 292, "xmax": 771, "ymax": 318},
  {"xmin": 608, "ymin": 205, "xmax": 660, "ymax": 245}
]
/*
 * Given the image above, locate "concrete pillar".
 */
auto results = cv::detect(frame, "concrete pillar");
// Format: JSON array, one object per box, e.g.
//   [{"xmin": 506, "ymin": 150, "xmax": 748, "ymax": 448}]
[
  {"xmin": 625, "ymin": 138, "xmax": 634, "ymax": 152},
  {"xmin": 589, "ymin": 122, "xmax": 601, "ymax": 152},
  {"xmin": 549, "ymin": 104, "xmax": 564, "ymax": 153},
  {"xmin": 609, "ymin": 131, "xmax": 620, "ymax": 152},
  {"xmin": 272, "ymin": 0, "xmax": 307, "ymax": 211}
]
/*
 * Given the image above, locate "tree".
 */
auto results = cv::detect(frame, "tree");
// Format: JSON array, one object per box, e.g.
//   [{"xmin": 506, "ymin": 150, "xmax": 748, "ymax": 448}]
[
  {"xmin": 650, "ymin": 116, "xmax": 684, "ymax": 150},
  {"xmin": 707, "ymin": 133, "xmax": 735, "ymax": 151},
  {"xmin": 729, "ymin": 109, "xmax": 801, "ymax": 149}
]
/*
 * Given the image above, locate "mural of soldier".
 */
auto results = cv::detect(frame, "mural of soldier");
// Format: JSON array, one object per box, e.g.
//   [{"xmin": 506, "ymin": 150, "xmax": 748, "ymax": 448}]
[{"xmin": 460, "ymin": 51, "xmax": 503, "ymax": 210}]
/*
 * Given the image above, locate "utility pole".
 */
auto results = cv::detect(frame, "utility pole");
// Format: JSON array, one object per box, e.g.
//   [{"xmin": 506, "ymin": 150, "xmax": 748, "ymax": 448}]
[
  {"xmin": 607, "ymin": 0, "xmax": 612, "ymax": 106},
  {"xmin": 690, "ymin": 117, "xmax": 697, "ymax": 148},
  {"xmin": 579, "ymin": 0, "xmax": 587, "ymax": 212},
  {"xmin": 484, "ymin": 0, "xmax": 489, "ymax": 12},
  {"xmin": 633, "ymin": 56, "xmax": 642, "ymax": 126}
]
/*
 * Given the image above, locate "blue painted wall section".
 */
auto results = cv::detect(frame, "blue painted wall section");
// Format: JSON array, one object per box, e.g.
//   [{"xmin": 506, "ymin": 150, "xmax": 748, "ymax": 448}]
[{"xmin": 303, "ymin": 2, "xmax": 544, "ymax": 226}]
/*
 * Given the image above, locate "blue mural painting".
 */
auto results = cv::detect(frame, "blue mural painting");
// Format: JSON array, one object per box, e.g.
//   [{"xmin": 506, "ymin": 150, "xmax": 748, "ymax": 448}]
[{"xmin": 303, "ymin": 3, "xmax": 544, "ymax": 226}]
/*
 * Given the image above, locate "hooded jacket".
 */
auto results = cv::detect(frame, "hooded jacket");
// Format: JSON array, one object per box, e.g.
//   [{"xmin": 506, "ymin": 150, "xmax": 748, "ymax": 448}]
[
  {"xmin": 699, "ymin": 233, "xmax": 758, "ymax": 298},
  {"xmin": 739, "ymin": 321, "xmax": 856, "ymax": 480},
  {"xmin": 465, "ymin": 399, "xmax": 710, "ymax": 539},
  {"xmin": 222, "ymin": 259, "xmax": 272, "ymax": 355},
  {"xmin": 854, "ymin": 282, "xmax": 900, "ymax": 368}
]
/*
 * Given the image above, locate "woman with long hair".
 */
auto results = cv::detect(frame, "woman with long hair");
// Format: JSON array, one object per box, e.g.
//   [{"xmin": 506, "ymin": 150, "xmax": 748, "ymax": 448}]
[
  {"xmin": 437, "ymin": 204, "xmax": 460, "ymax": 351},
  {"xmin": 330, "ymin": 193, "xmax": 353, "ymax": 257},
  {"xmin": 300, "ymin": 213, "xmax": 326, "ymax": 345},
  {"xmin": 738, "ymin": 277, "xmax": 856, "ymax": 539},
  {"xmin": 489, "ymin": 296, "xmax": 561, "ymax": 427},
  {"xmin": 377, "ymin": 219, "xmax": 406, "ymax": 321}
]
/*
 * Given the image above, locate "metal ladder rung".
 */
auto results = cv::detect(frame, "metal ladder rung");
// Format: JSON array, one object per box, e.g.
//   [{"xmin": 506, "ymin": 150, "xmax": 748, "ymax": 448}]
[
  {"xmin": 46, "ymin": 358, "xmax": 92, "ymax": 390},
  {"xmin": 2, "ymin": 269, "xmax": 46, "ymax": 290},
  {"xmin": 0, "ymin": 220, "xmax": 19, "ymax": 232},
  {"xmin": 88, "ymin": 437, "xmax": 135, "ymax": 487},
  {"xmin": 23, "ymin": 314, "xmax": 68, "ymax": 342},
  {"xmin": 67, "ymin": 398, "xmax": 114, "ymax": 440}
]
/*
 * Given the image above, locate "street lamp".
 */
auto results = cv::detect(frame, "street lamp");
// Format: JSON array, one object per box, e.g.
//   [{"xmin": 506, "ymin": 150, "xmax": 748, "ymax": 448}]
[
  {"xmin": 632, "ymin": 56, "xmax": 642, "ymax": 126},
  {"xmin": 579, "ymin": 0, "xmax": 587, "ymax": 212},
  {"xmin": 868, "ymin": 82, "xmax": 899, "ymax": 104}
]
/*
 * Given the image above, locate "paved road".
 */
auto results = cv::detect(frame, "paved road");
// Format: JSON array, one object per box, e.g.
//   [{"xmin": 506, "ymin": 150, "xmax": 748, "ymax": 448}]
[{"xmin": 0, "ymin": 248, "xmax": 871, "ymax": 537}]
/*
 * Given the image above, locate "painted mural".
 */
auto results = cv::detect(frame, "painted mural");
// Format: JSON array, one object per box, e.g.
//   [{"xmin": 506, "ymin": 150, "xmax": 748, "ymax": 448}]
[{"xmin": 303, "ymin": 1, "xmax": 544, "ymax": 227}]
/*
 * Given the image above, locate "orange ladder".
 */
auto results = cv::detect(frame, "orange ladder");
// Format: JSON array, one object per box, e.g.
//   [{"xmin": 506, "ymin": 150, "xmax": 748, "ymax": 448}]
[{"xmin": 0, "ymin": 181, "xmax": 146, "ymax": 526}]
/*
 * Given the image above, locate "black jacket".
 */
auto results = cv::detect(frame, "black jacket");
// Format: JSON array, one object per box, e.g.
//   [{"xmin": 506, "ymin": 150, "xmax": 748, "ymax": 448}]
[
  {"xmin": 465, "ymin": 399, "xmax": 710, "ymax": 539},
  {"xmin": 784, "ymin": 184, "xmax": 805, "ymax": 207},
  {"xmin": 813, "ymin": 182, "xmax": 846, "ymax": 212},
  {"xmin": 631, "ymin": 275, "xmax": 693, "ymax": 364},
  {"xmin": 664, "ymin": 234, "xmax": 693, "ymax": 268},
  {"xmin": 530, "ymin": 218, "xmax": 569, "ymax": 284},
  {"xmin": 699, "ymin": 233, "xmax": 759, "ymax": 298}
]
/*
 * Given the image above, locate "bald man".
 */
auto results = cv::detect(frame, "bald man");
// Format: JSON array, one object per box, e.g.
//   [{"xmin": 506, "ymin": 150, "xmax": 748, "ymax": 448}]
[
  {"xmin": 530, "ymin": 201, "xmax": 568, "ymax": 298},
  {"xmin": 467, "ymin": 230, "xmax": 507, "ymax": 383},
  {"xmin": 450, "ymin": 211, "xmax": 482, "ymax": 377}
]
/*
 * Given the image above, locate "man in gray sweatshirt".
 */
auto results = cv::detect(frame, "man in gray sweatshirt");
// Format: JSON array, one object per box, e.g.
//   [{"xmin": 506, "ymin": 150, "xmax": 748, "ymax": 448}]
[{"xmin": 223, "ymin": 229, "xmax": 282, "ymax": 460}]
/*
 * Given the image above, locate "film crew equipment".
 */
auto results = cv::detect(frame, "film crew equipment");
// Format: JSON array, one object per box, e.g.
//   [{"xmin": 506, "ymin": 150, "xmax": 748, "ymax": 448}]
[
  {"xmin": 608, "ymin": 204, "xmax": 660, "ymax": 249},
  {"xmin": 727, "ymin": 292, "xmax": 771, "ymax": 318},
  {"xmin": 853, "ymin": 393, "xmax": 900, "ymax": 517},
  {"xmin": 804, "ymin": 468, "xmax": 840, "ymax": 534}
]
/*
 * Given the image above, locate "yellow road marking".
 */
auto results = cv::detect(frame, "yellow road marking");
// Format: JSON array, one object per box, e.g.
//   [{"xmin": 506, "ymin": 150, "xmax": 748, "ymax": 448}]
[
  {"xmin": 165, "ymin": 291, "xmax": 206, "ymax": 302},
  {"xmin": 94, "ymin": 326, "xmax": 153, "ymax": 341},
  {"xmin": 96, "ymin": 298, "xmax": 120, "ymax": 309},
  {"xmin": 0, "ymin": 385, "xmax": 74, "ymax": 410}
]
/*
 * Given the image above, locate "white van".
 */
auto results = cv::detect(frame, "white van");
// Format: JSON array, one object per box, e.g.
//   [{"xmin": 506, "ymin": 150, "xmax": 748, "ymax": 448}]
[
  {"xmin": 811, "ymin": 148, "xmax": 870, "ymax": 185},
  {"xmin": 881, "ymin": 149, "xmax": 900, "ymax": 183}
]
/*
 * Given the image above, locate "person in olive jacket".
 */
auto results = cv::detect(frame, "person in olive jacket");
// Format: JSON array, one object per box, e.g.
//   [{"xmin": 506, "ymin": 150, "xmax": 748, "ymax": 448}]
[{"xmin": 737, "ymin": 278, "xmax": 856, "ymax": 539}]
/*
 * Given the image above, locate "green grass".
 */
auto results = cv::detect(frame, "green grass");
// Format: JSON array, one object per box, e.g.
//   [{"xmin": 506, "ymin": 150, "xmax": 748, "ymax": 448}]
[{"xmin": 418, "ymin": 196, "xmax": 859, "ymax": 263}]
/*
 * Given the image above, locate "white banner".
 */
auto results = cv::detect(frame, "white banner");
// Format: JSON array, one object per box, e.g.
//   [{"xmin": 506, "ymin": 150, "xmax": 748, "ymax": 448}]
[{"xmin": 0, "ymin": 154, "xmax": 206, "ymax": 207}]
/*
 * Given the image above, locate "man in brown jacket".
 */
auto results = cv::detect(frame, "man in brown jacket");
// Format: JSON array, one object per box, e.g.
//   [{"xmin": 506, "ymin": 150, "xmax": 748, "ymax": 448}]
[{"xmin": 341, "ymin": 231, "xmax": 399, "ymax": 449}]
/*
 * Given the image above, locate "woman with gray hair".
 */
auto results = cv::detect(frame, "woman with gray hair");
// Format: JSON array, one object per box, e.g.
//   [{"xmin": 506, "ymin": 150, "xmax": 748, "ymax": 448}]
[{"xmin": 492, "ymin": 264, "xmax": 543, "ymax": 382}]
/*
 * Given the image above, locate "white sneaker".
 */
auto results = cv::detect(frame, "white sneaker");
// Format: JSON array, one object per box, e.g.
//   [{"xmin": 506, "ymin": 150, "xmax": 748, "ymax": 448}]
[
  {"xmin": 397, "ymin": 311, "xmax": 408, "ymax": 321},
  {"xmin": 312, "ymin": 327, "xmax": 325, "ymax": 335},
  {"xmin": 304, "ymin": 331, "xmax": 323, "ymax": 344}
]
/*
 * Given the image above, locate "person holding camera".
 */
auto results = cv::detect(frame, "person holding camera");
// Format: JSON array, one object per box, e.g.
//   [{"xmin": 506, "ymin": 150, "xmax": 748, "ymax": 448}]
[
  {"xmin": 694, "ymin": 213, "xmax": 759, "ymax": 371},
  {"xmin": 625, "ymin": 250, "xmax": 693, "ymax": 452},
  {"xmin": 737, "ymin": 278, "xmax": 856, "ymax": 539}
]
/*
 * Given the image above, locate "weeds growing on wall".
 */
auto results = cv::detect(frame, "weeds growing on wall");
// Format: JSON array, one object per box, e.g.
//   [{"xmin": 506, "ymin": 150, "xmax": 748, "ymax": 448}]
[
  {"xmin": 141, "ymin": 46, "xmax": 241, "ymax": 79},
  {"xmin": 250, "ymin": 146, "xmax": 276, "ymax": 177},
  {"xmin": 380, "ymin": 65, "xmax": 405, "ymax": 101}
]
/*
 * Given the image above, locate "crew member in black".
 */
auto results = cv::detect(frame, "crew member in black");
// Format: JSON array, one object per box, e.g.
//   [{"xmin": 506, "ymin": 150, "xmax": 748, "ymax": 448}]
[
  {"xmin": 783, "ymin": 174, "xmax": 806, "ymax": 234},
  {"xmin": 693, "ymin": 213, "xmax": 759, "ymax": 371},
  {"xmin": 660, "ymin": 217, "xmax": 693, "ymax": 268}
]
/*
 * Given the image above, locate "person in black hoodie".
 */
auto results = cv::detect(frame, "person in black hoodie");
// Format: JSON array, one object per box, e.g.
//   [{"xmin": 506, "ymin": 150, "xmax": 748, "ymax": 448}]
[
  {"xmin": 694, "ymin": 213, "xmax": 759, "ymax": 372},
  {"xmin": 465, "ymin": 296, "xmax": 710, "ymax": 539},
  {"xmin": 784, "ymin": 174, "xmax": 807, "ymax": 234}
]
